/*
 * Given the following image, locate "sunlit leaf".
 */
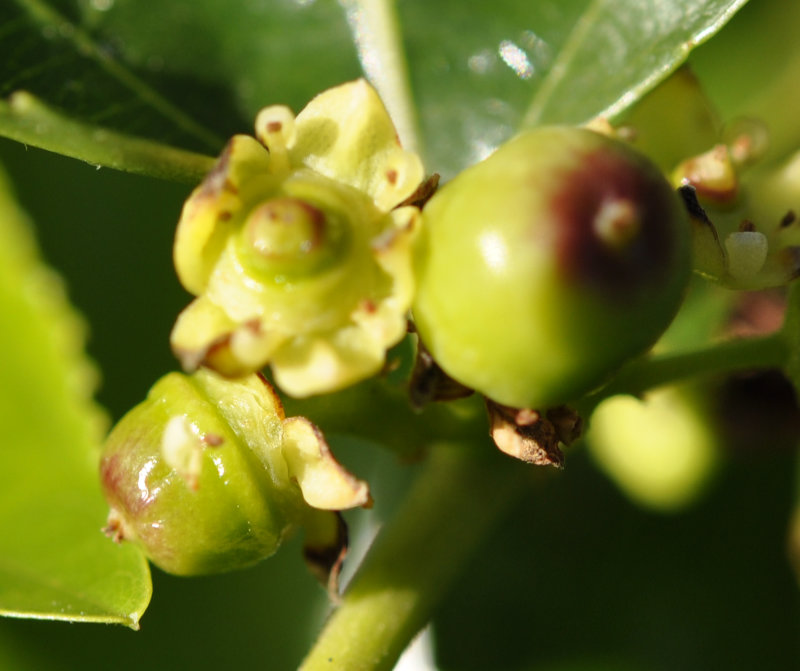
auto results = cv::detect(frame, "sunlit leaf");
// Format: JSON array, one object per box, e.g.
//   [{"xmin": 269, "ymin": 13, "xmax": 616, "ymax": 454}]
[
  {"xmin": 1, "ymin": 0, "xmax": 750, "ymax": 180},
  {"xmin": 401, "ymin": 0, "xmax": 748, "ymax": 176},
  {"xmin": 522, "ymin": 0, "xmax": 749, "ymax": 126},
  {"xmin": 2, "ymin": 0, "xmax": 223, "ymax": 151},
  {"xmin": 0, "ymin": 92, "xmax": 215, "ymax": 182},
  {"xmin": 0, "ymin": 162, "xmax": 151, "ymax": 627}
]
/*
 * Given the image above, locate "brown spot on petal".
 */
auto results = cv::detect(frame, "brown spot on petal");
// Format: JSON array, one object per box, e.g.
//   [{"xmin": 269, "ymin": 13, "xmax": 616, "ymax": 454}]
[
  {"xmin": 386, "ymin": 169, "xmax": 398, "ymax": 185},
  {"xmin": 266, "ymin": 120, "xmax": 283, "ymax": 133},
  {"xmin": 203, "ymin": 433, "xmax": 224, "ymax": 447},
  {"xmin": 196, "ymin": 140, "xmax": 235, "ymax": 199},
  {"xmin": 176, "ymin": 319, "xmax": 264, "ymax": 378},
  {"xmin": 678, "ymin": 184, "xmax": 708, "ymax": 221}
]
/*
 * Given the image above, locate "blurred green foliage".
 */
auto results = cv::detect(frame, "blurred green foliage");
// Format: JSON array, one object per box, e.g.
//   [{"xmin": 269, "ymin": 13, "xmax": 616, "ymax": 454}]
[{"xmin": 0, "ymin": 0, "xmax": 798, "ymax": 669}]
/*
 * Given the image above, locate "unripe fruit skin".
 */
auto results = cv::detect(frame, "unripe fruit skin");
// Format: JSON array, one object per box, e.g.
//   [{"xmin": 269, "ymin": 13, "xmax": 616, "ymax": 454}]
[
  {"xmin": 412, "ymin": 127, "xmax": 691, "ymax": 409},
  {"xmin": 100, "ymin": 373, "xmax": 291, "ymax": 576}
]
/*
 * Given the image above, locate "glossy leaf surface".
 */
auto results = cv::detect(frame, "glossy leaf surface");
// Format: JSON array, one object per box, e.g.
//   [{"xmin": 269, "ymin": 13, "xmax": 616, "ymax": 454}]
[
  {"xmin": 0, "ymin": 164, "xmax": 151, "ymax": 627},
  {"xmin": 1, "ymin": 0, "xmax": 747, "ymax": 179}
]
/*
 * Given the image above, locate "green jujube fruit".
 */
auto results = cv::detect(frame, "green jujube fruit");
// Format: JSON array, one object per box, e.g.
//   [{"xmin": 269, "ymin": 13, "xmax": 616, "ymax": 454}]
[
  {"xmin": 412, "ymin": 126, "xmax": 691, "ymax": 409},
  {"xmin": 100, "ymin": 369, "xmax": 368, "ymax": 577}
]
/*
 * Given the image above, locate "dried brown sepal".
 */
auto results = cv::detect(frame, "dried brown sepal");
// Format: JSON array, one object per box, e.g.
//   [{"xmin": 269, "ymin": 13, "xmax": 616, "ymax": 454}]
[
  {"xmin": 779, "ymin": 210, "xmax": 797, "ymax": 229},
  {"xmin": 396, "ymin": 173, "xmax": 440, "ymax": 210},
  {"xmin": 409, "ymin": 340, "xmax": 474, "ymax": 409},
  {"xmin": 302, "ymin": 511, "xmax": 349, "ymax": 602},
  {"xmin": 102, "ymin": 508, "xmax": 129, "ymax": 544},
  {"xmin": 546, "ymin": 405, "xmax": 584, "ymax": 445},
  {"xmin": 678, "ymin": 184, "xmax": 727, "ymax": 280},
  {"xmin": 486, "ymin": 399, "xmax": 566, "ymax": 467}
]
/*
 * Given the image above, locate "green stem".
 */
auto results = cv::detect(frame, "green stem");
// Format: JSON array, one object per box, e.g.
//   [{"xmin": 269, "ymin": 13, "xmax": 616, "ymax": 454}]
[
  {"xmin": 299, "ymin": 443, "xmax": 529, "ymax": 671},
  {"xmin": 581, "ymin": 331, "xmax": 789, "ymax": 413}
]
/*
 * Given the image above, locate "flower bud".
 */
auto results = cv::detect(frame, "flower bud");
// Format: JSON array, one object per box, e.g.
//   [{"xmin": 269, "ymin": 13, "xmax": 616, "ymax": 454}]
[
  {"xmin": 412, "ymin": 126, "xmax": 691, "ymax": 409},
  {"xmin": 100, "ymin": 369, "xmax": 368, "ymax": 578}
]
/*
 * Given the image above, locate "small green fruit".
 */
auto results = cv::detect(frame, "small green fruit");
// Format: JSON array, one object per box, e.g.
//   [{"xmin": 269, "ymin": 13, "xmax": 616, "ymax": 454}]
[
  {"xmin": 100, "ymin": 369, "xmax": 368, "ymax": 577},
  {"xmin": 412, "ymin": 126, "xmax": 691, "ymax": 409}
]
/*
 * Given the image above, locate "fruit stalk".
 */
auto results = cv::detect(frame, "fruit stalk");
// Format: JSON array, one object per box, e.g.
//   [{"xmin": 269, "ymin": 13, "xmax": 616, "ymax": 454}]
[
  {"xmin": 298, "ymin": 442, "xmax": 529, "ymax": 671},
  {"xmin": 579, "ymin": 331, "xmax": 789, "ymax": 415}
]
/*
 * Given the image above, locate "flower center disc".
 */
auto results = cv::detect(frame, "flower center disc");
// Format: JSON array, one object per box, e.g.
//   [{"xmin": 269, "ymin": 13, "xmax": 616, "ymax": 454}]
[{"xmin": 245, "ymin": 197, "xmax": 329, "ymax": 276}]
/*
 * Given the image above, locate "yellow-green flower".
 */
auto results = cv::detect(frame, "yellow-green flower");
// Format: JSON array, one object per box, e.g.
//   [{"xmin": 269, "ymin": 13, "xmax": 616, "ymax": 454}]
[{"xmin": 171, "ymin": 80, "xmax": 424, "ymax": 397}]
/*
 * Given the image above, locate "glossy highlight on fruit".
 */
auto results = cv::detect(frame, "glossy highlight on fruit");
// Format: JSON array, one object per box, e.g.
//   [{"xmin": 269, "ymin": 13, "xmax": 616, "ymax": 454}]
[
  {"xmin": 412, "ymin": 126, "xmax": 691, "ymax": 409},
  {"xmin": 99, "ymin": 369, "xmax": 369, "ymax": 577}
]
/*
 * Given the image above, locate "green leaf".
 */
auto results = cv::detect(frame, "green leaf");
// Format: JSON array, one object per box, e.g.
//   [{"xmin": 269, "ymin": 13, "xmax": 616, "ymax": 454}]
[
  {"xmin": 1, "ymin": 0, "xmax": 750, "ymax": 181},
  {"xmin": 0, "ymin": 162, "xmax": 151, "ymax": 628},
  {"xmin": 2, "ymin": 0, "xmax": 224, "ymax": 151},
  {"xmin": 74, "ymin": 0, "xmax": 362, "ymax": 129},
  {"xmin": 521, "ymin": 0, "xmax": 749, "ymax": 127},
  {"xmin": 400, "ymin": 0, "xmax": 749, "ymax": 176},
  {"xmin": 1, "ymin": 0, "xmax": 361, "ymax": 148},
  {"xmin": 0, "ymin": 92, "xmax": 216, "ymax": 183}
]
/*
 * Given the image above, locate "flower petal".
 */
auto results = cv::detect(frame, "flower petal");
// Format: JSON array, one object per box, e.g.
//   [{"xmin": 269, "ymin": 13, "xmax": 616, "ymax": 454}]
[
  {"xmin": 372, "ymin": 205, "xmax": 421, "ymax": 311},
  {"xmin": 171, "ymin": 296, "xmax": 243, "ymax": 374},
  {"xmin": 281, "ymin": 416, "xmax": 370, "ymax": 510},
  {"xmin": 174, "ymin": 135, "xmax": 276, "ymax": 295},
  {"xmin": 270, "ymin": 326, "xmax": 387, "ymax": 398},
  {"xmin": 290, "ymin": 79, "xmax": 424, "ymax": 211},
  {"xmin": 254, "ymin": 105, "xmax": 296, "ymax": 175}
]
